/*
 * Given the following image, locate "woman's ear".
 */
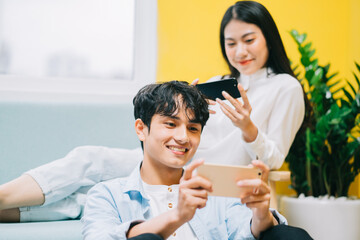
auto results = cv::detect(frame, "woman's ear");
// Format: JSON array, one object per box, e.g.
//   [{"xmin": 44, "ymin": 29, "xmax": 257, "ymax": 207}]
[{"xmin": 135, "ymin": 118, "xmax": 146, "ymax": 141}]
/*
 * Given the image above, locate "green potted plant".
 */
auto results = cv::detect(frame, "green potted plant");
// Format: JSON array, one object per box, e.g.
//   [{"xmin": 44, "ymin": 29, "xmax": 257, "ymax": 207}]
[{"xmin": 280, "ymin": 30, "xmax": 360, "ymax": 240}]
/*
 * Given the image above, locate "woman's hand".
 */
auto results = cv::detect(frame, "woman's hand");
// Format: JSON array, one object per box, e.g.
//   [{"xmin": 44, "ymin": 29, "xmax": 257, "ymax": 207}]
[
  {"xmin": 237, "ymin": 160, "xmax": 277, "ymax": 238},
  {"xmin": 191, "ymin": 79, "xmax": 216, "ymax": 114},
  {"xmin": 216, "ymin": 83, "xmax": 258, "ymax": 142}
]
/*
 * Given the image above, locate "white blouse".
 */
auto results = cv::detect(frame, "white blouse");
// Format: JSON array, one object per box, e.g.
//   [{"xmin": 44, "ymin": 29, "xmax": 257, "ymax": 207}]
[{"xmin": 194, "ymin": 68, "xmax": 305, "ymax": 169}]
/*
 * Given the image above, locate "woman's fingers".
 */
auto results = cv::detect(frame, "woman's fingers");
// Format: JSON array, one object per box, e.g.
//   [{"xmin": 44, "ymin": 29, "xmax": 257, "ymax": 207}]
[
  {"xmin": 218, "ymin": 103, "xmax": 239, "ymax": 123},
  {"xmin": 216, "ymin": 97, "xmax": 248, "ymax": 120},
  {"xmin": 191, "ymin": 78, "xmax": 199, "ymax": 86},
  {"xmin": 237, "ymin": 84, "xmax": 252, "ymax": 112},
  {"xmin": 221, "ymin": 91, "xmax": 243, "ymax": 110},
  {"xmin": 207, "ymin": 99, "xmax": 216, "ymax": 106},
  {"xmin": 207, "ymin": 99, "xmax": 217, "ymax": 114}
]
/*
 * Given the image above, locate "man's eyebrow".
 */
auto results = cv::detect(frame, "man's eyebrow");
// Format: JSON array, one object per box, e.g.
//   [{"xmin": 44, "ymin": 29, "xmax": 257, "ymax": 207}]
[
  {"xmin": 162, "ymin": 114, "xmax": 200, "ymax": 124},
  {"xmin": 164, "ymin": 115, "xmax": 180, "ymax": 120},
  {"xmin": 189, "ymin": 119, "xmax": 201, "ymax": 124}
]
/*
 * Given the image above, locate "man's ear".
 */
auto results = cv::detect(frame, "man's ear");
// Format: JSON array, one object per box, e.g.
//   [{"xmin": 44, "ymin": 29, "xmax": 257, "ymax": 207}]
[{"xmin": 135, "ymin": 118, "xmax": 147, "ymax": 141}]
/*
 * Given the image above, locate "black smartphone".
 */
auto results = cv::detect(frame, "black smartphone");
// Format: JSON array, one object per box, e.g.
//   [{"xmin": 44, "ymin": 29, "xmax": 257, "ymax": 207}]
[{"xmin": 196, "ymin": 78, "xmax": 240, "ymax": 100}]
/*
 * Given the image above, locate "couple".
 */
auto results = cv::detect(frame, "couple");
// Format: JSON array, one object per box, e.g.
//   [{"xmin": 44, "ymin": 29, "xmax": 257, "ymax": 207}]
[{"xmin": 81, "ymin": 80, "xmax": 311, "ymax": 240}]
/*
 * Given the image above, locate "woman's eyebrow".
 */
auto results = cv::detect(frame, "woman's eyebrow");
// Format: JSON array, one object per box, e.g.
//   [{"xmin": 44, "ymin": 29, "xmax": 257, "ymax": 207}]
[
  {"xmin": 241, "ymin": 32, "xmax": 256, "ymax": 38},
  {"xmin": 224, "ymin": 31, "xmax": 256, "ymax": 41}
]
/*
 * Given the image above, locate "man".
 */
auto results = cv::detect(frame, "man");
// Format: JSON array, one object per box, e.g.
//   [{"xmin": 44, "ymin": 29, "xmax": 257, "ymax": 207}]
[{"xmin": 81, "ymin": 80, "xmax": 286, "ymax": 240}]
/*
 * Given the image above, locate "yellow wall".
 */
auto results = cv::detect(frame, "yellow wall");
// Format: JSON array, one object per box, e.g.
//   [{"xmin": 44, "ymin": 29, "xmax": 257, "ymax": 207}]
[
  {"xmin": 157, "ymin": 0, "xmax": 360, "ymax": 82},
  {"xmin": 157, "ymin": 0, "xmax": 360, "ymax": 196}
]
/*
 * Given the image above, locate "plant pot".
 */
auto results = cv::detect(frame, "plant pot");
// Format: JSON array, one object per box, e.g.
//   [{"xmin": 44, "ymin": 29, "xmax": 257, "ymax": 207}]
[{"xmin": 280, "ymin": 196, "xmax": 360, "ymax": 240}]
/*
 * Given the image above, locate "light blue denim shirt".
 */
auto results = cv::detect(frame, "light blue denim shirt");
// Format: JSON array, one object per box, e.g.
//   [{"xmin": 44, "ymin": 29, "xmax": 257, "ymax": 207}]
[{"xmin": 81, "ymin": 162, "xmax": 286, "ymax": 240}]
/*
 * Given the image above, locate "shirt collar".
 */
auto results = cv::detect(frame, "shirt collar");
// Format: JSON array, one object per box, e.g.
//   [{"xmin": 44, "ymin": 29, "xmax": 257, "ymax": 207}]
[
  {"xmin": 122, "ymin": 161, "xmax": 149, "ymax": 201},
  {"xmin": 122, "ymin": 161, "xmax": 184, "ymax": 200},
  {"xmin": 238, "ymin": 67, "xmax": 274, "ymax": 91}
]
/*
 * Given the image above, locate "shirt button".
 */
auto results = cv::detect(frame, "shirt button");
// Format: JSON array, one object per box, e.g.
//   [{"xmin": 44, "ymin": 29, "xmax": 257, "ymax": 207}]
[
  {"xmin": 172, "ymin": 232, "xmax": 176, "ymax": 237},
  {"xmin": 168, "ymin": 203, "xmax": 173, "ymax": 208},
  {"xmin": 168, "ymin": 187, "xmax": 172, "ymax": 192}
]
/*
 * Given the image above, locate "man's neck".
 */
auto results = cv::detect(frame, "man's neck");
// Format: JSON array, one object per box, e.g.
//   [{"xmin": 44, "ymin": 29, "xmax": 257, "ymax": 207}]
[{"xmin": 140, "ymin": 160, "xmax": 183, "ymax": 186}]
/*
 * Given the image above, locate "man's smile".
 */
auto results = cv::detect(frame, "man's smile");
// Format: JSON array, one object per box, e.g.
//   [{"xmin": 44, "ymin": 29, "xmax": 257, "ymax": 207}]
[{"xmin": 167, "ymin": 145, "xmax": 189, "ymax": 154}]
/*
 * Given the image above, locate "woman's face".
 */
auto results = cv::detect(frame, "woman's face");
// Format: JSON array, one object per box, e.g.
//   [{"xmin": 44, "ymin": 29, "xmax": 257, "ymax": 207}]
[{"xmin": 224, "ymin": 19, "xmax": 269, "ymax": 76}]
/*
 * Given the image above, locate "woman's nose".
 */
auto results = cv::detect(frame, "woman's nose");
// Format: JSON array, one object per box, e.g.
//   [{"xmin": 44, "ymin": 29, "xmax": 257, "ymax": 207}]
[{"xmin": 235, "ymin": 44, "xmax": 247, "ymax": 58}]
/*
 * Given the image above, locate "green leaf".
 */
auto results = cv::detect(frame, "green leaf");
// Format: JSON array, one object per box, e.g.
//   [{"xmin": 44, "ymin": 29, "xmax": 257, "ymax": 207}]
[
  {"xmin": 332, "ymin": 88, "xmax": 343, "ymax": 95},
  {"xmin": 303, "ymin": 42, "xmax": 312, "ymax": 51},
  {"xmin": 328, "ymin": 80, "xmax": 341, "ymax": 89},
  {"xmin": 301, "ymin": 56, "xmax": 311, "ymax": 67},
  {"xmin": 323, "ymin": 64, "xmax": 330, "ymax": 73},
  {"xmin": 310, "ymin": 59, "xmax": 319, "ymax": 69},
  {"xmin": 347, "ymin": 80, "xmax": 358, "ymax": 96},
  {"xmin": 356, "ymin": 62, "xmax": 360, "ymax": 73},
  {"xmin": 327, "ymin": 72, "xmax": 338, "ymax": 81},
  {"xmin": 310, "ymin": 68, "xmax": 324, "ymax": 85},
  {"xmin": 343, "ymin": 88, "xmax": 354, "ymax": 102},
  {"xmin": 306, "ymin": 49, "xmax": 316, "ymax": 59},
  {"xmin": 305, "ymin": 69, "xmax": 314, "ymax": 82},
  {"xmin": 339, "ymin": 99, "xmax": 351, "ymax": 108},
  {"xmin": 290, "ymin": 29, "xmax": 299, "ymax": 38},
  {"xmin": 297, "ymin": 33, "xmax": 307, "ymax": 44},
  {"xmin": 286, "ymin": 31, "xmax": 360, "ymax": 197},
  {"xmin": 353, "ymin": 72, "xmax": 360, "ymax": 87}
]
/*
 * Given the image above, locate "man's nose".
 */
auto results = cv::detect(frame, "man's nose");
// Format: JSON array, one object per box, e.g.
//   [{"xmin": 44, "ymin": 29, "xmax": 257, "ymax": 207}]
[{"xmin": 174, "ymin": 126, "xmax": 189, "ymax": 144}]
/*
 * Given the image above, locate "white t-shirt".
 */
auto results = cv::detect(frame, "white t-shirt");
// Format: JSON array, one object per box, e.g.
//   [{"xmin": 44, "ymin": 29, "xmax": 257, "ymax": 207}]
[
  {"xmin": 142, "ymin": 181, "xmax": 198, "ymax": 240},
  {"xmin": 194, "ymin": 68, "xmax": 305, "ymax": 169}
]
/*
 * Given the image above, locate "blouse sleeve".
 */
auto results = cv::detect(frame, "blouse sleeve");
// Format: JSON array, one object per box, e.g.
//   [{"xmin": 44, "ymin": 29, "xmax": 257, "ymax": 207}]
[
  {"xmin": 242, "ymin": 79, "xmax": 305, "ymax": 169},
  {"xmin": 25, "ymin": 146, "xmax": 142, "ymax": 205}
]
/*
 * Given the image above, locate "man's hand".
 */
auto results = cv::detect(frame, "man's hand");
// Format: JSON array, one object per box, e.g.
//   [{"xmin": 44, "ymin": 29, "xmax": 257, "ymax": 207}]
[
  {"xmin": 127, "ymin": 159, "xmax": 212, "ymax": 239},
  {"xmin": 236, "ymin": 160, "xmax": 278, "ymax": 238},
  {"xmin": 176, "ymin": 159, "xmax": 213, "ymax": 222}
]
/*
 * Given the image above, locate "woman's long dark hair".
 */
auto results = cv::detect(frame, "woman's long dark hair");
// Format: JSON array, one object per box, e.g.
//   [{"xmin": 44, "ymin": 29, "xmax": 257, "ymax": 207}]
[
  {"xmin": 220, "ymin": 1, "xmax": 312, "ymax": 140},
  {"xmin": 220, "ymin": 1, "xmax": 295, "ymax": 79}
]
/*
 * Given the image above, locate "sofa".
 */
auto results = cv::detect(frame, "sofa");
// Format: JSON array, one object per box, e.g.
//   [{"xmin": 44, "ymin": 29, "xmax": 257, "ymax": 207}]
[{"xmin": 0, "ymin": 100, "xmax": 141, "ymax": 240}]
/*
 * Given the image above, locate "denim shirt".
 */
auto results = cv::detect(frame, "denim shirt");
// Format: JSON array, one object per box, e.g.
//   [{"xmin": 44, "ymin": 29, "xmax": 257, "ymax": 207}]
[{"xmin": 81, "ymin": 162, "xmax": 286, "ymax": 240}]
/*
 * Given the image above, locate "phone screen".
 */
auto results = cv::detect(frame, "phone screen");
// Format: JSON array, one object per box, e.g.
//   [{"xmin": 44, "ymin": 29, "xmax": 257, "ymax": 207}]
[{"xmin": 196, "ymin": 78, "xmax": 240, "ymax": 100}]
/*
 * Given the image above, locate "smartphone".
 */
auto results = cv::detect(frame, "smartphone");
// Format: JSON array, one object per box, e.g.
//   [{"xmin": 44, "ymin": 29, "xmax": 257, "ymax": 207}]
[
  {"xmin": 197, "ymin": 163, "xmax": 262, "ymax": 198},
  {"xmin": 196, "ymin": 78, "xmax": 240, "ymax": 100}
]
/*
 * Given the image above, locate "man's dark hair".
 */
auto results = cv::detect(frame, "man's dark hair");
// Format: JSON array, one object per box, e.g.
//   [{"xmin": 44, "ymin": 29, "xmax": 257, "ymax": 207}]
[{"xmin": 133, "ymin": 80, "xmax": 209, "ymax": 139}]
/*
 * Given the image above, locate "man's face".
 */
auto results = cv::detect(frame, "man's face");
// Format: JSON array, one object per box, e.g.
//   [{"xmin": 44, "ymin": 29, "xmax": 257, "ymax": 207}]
[{"xmin": 138, "ymin": 106, "xmax": 202, "ymax": 170}]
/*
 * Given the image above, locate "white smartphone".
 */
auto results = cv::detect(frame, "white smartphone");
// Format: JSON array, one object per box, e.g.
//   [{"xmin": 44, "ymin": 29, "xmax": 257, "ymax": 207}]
[{"xmin": 197, "ymin": 163, "xmax": 262, "ymax": 198}]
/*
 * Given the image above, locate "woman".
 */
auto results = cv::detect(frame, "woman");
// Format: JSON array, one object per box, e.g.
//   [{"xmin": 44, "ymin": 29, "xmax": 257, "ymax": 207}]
[
  {"xmin": 0, "ymin": 1, "xmax": 305, "ymax": 222},
  {"xmin": 193, "ymin": 0, "xmax": 305, "ymax": 170}
]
